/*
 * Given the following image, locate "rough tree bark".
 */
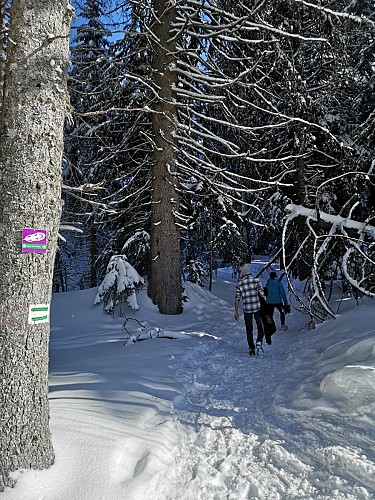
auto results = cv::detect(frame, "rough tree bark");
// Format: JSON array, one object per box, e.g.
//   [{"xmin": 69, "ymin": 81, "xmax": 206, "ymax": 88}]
[
  {"xmin": 0, "ymin": 0, "xmax": 8, "ymax": 105},
  {"xmin": 0, "ymin": 0, "xmax": 72, "ymax": 490},
  {"xmin": 148, "ymin": 0, "xmax": 183, "ymax": 314}
]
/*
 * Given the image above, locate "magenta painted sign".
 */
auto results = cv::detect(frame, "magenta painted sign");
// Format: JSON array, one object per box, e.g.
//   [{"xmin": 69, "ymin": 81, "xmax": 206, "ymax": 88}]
[{"xmin": 22, "ymin": 228, "xmax": 47, "ymax": 254}]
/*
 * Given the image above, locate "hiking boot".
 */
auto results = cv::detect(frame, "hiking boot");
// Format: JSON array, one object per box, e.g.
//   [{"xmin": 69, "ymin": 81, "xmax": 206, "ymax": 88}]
[
  {"xmin": 256, "ymin": 342, "xmax": 264, "ymax": 357},
  {"xmin": 249, "ymin": 349, "xmax": 256, "ymax": 356}
]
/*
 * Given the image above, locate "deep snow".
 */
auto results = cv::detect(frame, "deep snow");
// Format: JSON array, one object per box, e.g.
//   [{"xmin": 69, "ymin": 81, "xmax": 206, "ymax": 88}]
[{"xmin": 4, "ymin": 258, "xmax": 375, "ymax": 499}]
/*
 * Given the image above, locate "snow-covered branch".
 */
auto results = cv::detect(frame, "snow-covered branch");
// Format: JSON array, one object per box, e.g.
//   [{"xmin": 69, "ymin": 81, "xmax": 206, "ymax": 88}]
[
  {"xmin": 293, "ymin": 0, "xmax": 375, "ymax": 26},
  {"xmin": 285, "ymin": 204, "xmax": 375, "ymax": 239},
  {"xmin": 283, "ymin": 203, "xmax": 375, "ymax": 321},
  {"xmin": 62, "ymin": 181, "xmax": 105, "ymax": 193}
]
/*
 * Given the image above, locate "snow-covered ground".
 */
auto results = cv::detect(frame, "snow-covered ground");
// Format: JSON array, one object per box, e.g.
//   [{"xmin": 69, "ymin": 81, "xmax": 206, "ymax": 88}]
[{"xmin": 5, "ymin": 258, "xmax": 375, "ymax": 499}]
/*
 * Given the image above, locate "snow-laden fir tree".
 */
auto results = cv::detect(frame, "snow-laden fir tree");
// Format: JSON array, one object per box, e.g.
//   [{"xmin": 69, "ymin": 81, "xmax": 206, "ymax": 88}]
[
  {"xmin": 184, "ymin": 260, "xmax": 207, "ymax": 287},
  {"xmin": 94, "ymin": 255, "xmax": 144, "ymax": 315},
  {"xmin": 63, "ymin": 0, "xmax": 111, "ymax": 289}
]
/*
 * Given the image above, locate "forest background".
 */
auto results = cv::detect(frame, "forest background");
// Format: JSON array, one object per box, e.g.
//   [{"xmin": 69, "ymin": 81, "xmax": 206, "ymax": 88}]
[{"xmin": 58, "ymin": 0, "xmax": 375, "ymax": 321}]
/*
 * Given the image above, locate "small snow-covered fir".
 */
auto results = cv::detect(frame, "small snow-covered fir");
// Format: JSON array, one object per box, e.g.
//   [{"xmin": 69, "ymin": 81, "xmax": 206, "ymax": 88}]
[{"xmin": 94, "ymin": 255, "xmax": 144, "ymax": 314}]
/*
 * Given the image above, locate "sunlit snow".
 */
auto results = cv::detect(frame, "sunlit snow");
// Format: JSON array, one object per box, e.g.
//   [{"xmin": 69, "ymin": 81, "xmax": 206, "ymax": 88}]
[{"xmin": 5, "ymin": 257, "xmax": 375, "ymax": 500}]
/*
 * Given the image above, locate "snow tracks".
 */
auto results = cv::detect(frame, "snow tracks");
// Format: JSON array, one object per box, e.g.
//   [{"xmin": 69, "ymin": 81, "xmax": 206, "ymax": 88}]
[{"xmin": 167, "ymin": 326, "xmax": 374, "ymax": 499}]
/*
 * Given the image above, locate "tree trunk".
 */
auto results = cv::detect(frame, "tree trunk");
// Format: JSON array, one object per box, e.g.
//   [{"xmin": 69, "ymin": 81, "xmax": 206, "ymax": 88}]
[
  {"xmin": 0, "ymin": 0, "xmax": 8, "ymax": 108},
  {"xmin": 294, "ymin": 130, "xmax": 306, "ymax": 205},
  {"xmin": 148, "ymin": 0, "xmax": 182, "ymax": 314},
  {"xmin": 208, "ymin": 210, "xmax": 213, "ymax": 292},
  {"xmin": 90, "ymin": 223, "xmax": 97, "ymax": 288},
  {"xmin": 0, "ymin": 0, "xmax": 72, "ymax": 490}
]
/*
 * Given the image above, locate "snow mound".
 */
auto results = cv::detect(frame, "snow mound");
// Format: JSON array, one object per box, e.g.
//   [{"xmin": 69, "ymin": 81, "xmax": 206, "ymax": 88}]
[{"xmin": 320, "ymin": 363, "xmax": 375, "ymax": 415}]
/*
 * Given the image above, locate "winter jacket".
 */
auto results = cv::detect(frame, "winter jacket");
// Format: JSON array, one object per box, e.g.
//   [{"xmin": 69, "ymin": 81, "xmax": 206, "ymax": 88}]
[
  {"xmin": 265, "ymin": 277, "xmax": 288, "ymax": 305},
  {"xmin": 235, "ymin": 274, "xmax": 263, "ymax": 313}
]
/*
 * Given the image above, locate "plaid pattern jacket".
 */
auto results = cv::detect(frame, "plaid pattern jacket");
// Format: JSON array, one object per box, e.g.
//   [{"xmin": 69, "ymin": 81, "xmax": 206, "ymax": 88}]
[{"xmin": 235, "ymin": 274, "xmax": 263, "ymax": 313}]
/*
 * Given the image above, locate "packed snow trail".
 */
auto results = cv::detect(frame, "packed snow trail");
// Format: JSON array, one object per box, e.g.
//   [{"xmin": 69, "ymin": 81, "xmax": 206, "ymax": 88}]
[
  {"xmin": 167, "ymin": 332, "xmax": 374, "ymax": 499},
  {"xmin": 163, "ymin": 283, "xmax": 374, "ymax": 499},
  {"xmin": 3, "ymin": 264, "xmax": 374, "ymax": 500}
]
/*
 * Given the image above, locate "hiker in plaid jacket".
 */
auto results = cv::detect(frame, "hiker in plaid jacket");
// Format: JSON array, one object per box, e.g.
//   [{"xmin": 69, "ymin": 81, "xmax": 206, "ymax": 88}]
[{"xmin": 234, "ymin": 264, "xmax": 267, "ymax": 355}]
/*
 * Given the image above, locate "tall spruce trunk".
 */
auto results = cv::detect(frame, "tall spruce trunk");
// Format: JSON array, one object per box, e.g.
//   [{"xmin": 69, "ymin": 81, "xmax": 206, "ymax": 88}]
[
  {"xmin": 0, "ymin": 0, "xmax": 8, "ymax": 103},
  {"xmin": 0, "ymin": 0, "xmax": 72, "ymax": 490},
  {"xmin": 90, "ymin": 223, "xmax": 97, "ymax": 288},
  {"xmin": 148, "ymin": 0, "xmax": 182, "ymax": 314}
]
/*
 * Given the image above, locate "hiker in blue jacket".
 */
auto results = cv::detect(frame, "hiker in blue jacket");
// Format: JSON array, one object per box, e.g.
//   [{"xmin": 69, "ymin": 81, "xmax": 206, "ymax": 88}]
[{"xmin": 265, "ymin": 271, "xmax": 290, "ymax": 330}]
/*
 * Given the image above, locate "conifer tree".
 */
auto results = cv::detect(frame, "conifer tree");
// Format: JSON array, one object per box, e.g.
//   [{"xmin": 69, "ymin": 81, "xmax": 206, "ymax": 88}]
[{"xmin": 63, "ymin": 0, "xmax": 111, "ymax": 289}]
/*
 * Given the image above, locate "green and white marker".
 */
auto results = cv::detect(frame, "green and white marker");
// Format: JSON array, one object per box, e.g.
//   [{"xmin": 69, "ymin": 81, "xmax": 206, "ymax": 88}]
[{"xmin": 28, "ymin": 304, "xmax": 50, "ymax": 324}]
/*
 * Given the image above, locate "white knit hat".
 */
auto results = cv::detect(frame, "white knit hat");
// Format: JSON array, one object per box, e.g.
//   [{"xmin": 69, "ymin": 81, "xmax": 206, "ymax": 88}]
[{"xmin": 240, "ymin": 264, "xmax": 251, "ymax": 275}]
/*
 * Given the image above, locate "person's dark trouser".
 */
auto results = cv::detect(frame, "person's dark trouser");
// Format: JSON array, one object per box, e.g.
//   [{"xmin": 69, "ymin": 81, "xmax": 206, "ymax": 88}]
[
  {"xmin": 244, "ymin": 310, "xmax": 265, "ymax": 350},
  {"xmin": 260, "ymin": 302, "xmax": 276, "ymax": 339},
  {"xmin": 269, "ymin": 303, "xmax": 285, "ymax": 326}
]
